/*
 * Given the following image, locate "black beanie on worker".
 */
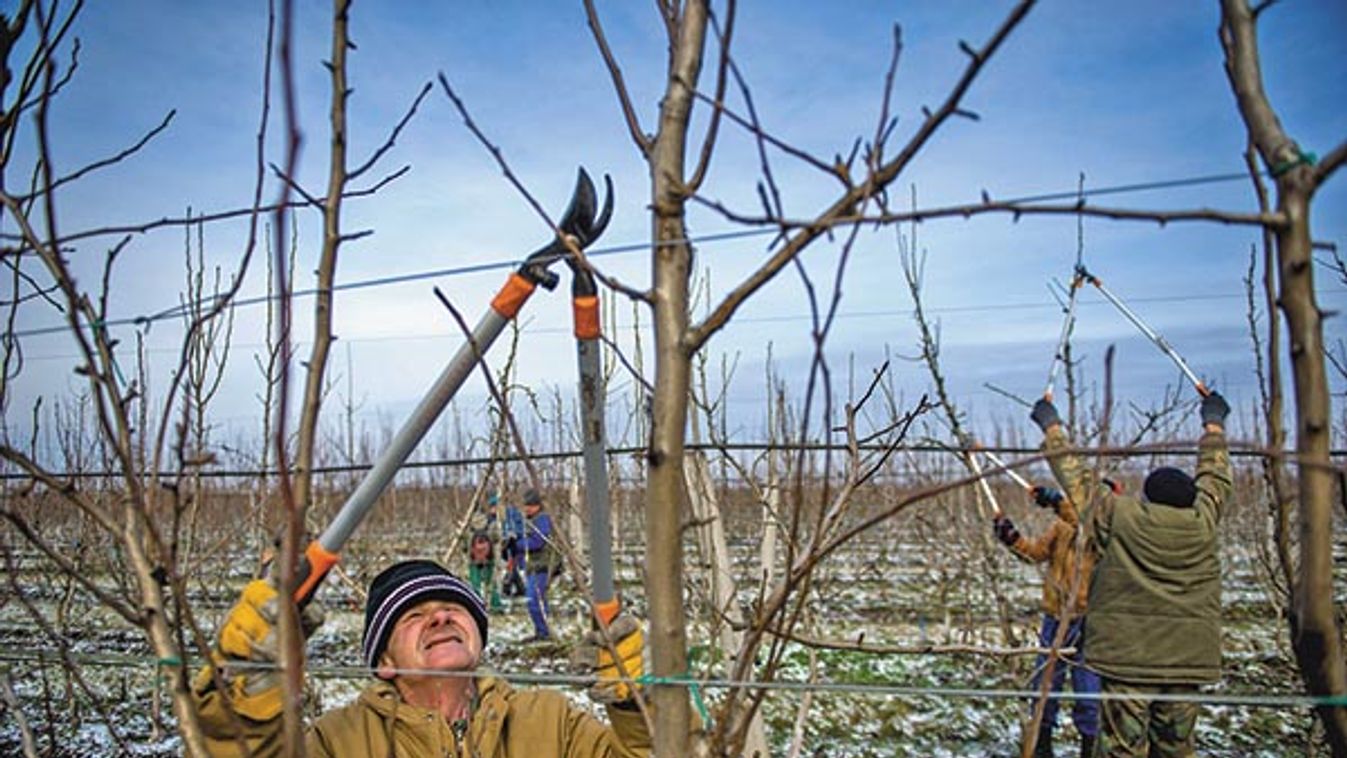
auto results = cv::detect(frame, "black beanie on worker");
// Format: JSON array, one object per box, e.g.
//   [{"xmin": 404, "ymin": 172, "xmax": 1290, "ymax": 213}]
[
  {"xmin": 1143, "ymin": 466, "xmax": 1197, "ymax": 508},
  {"xmin": 362, "ymin": 559, "xmax": 489, "ymax": 674}
]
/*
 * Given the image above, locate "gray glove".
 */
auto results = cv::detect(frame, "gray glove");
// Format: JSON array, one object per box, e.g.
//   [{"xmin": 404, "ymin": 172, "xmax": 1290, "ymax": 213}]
[
  {"xmin": 1200, "ymin": 391, "xmax": 1230, "ymax": 427},
  {"xmin": 1030, "ymin": 398, "xmax": 1061, "ymax": 431}
]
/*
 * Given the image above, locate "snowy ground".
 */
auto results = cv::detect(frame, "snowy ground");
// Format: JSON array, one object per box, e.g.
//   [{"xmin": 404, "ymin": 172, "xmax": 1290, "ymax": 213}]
[{"xmin": 0, "ymin": 553, "xmax": 1319, "ymax": 757}]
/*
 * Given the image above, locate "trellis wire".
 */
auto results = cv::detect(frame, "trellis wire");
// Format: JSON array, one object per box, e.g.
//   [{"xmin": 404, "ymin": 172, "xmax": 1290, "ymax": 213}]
[{"xmin": 0, "ymin": 648, "xmax": 1333, "ymax": 709}]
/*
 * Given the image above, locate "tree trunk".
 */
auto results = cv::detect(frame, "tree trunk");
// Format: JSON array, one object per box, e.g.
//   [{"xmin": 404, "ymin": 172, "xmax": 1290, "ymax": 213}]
[
  {"xmin": 648, "ymin": 229, "xmax": 695, "ymax": 755},
  {"xmin": 645, "ymin": 3, "xmax": 710, "ymax": 753},
  {"xmin": 1277, "ymin": 189, "xmax": 1347, "ymax": 751},
  {"xmin": 1219, "ymin": 1, "xmax": 1347, "ymax": 749}
]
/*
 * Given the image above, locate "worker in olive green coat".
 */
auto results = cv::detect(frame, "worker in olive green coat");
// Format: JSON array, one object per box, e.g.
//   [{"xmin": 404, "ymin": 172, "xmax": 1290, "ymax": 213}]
[
  {"xmin": 1030, "ymin": 391, "xmax": 1232, "ymax": 758},
  {"xmin": 193, "ymin": 559, "xmax": 649, "ymax": 757}
]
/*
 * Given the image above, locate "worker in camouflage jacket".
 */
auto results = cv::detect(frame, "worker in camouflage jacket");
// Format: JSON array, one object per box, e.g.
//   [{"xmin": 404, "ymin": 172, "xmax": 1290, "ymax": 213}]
[
  {"xmin": 1030, "ymin": 391, "xmax": 1232, "ymax": 757},
  {"xmin": 993, "ymin": 478, "xmax": 1100, "ymax": 757},
  {"xmin": 192, "ymin": 559, "xmax": 649, "ymax": 757}
]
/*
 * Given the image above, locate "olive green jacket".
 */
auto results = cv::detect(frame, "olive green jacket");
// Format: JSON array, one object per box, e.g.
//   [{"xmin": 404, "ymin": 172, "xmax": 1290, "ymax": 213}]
[
  {"xmin": 1042, "ymin": 425, "xmax": 1232, "ymax": 684},
  {"xmin": 197, "ymin": 675, "xmax": 650, "ymax": 758}
]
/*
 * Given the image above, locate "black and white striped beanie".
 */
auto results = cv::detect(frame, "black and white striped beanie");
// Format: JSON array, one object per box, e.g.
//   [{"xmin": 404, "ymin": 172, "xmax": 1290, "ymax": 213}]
[{"xmin": 361, "ymin": 559, "xmax": 489, "ymax": 673}]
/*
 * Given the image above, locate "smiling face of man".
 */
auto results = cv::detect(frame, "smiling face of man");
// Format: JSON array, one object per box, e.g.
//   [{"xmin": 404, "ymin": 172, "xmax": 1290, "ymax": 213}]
[{"xmin": 376, "ymin": 598, "xmax": 484, "ymax": 679}]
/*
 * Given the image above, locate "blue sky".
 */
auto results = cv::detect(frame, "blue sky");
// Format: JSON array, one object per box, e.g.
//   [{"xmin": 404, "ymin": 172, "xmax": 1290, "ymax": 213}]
[{"xmin": 7, "ymin": 1, "xmax": 1346, "ymax": 457}]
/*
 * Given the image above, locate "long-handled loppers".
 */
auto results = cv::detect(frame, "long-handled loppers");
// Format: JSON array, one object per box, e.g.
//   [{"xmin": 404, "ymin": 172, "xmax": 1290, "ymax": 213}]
[
  {"xmin": 292, "ymin": 169, "xmax": 614, "ymax": 605},
  {"xmin": 1076, "ymin": 264, "xmax": 1210, "ymax": 397},
  {"xmin": 979, "ymin": 446, "xmax": 1034, "ymax": 493},
  {"xmin": 1043, "ymin": 270, "xmax": 1086, "ymax": 402},
  {"xmin": 565, "ymin": 257, "xmax": 621, "ymax": 626}
]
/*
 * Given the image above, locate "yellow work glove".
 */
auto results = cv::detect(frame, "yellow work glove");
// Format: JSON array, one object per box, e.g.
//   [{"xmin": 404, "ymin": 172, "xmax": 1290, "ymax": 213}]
[
  {"xmin": 572, "ymin": 614, "xmax": 644, "ymax": 705},
  {"xmin": 195, "ymin": 579, "xmax": 324, "ymax": 722}
]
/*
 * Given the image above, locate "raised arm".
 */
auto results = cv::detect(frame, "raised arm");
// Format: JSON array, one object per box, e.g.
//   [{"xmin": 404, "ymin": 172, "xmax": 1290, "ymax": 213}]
[
  {"xmin": 1193, "ymin": 391, "xmax": 1234, "ymax": 528},
  {"xmin": 1032, "ymin": 398, "xmax": 1115, "ymax": 546},
  {"xmin": 191, "ymin": 579, "xmax": 325, "ymax": 755}
]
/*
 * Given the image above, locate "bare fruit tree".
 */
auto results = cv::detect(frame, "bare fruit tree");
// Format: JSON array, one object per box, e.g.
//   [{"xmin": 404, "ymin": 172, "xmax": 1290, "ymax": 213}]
[
  {"xmin": 0, "ymin": 3, "xmax": 266, "ymax": 753},
  {"xmin": 0, "ymin": 1, "xmax": 429, "ymax": 754},
  {"xmin": 584, "ymin": 1, "xmax": 1036, "ymax": 753},
  {"xmin": 1219, "ymin": 0, "xmax": 1347, "ymax": 749},
  {"xmin": 578, "ymin": 0, "xmax": 1343, "ymax": 753}
]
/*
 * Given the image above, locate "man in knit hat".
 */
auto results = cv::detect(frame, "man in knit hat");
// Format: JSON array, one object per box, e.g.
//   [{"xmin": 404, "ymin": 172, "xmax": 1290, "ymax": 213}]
[
  {"xmin": 1029, "ymin": 391, "xmax": 1232, "ymax": 757},
  {"xmin": 193, "ymin": 559, "xmax": 649, "ymax": 757}
]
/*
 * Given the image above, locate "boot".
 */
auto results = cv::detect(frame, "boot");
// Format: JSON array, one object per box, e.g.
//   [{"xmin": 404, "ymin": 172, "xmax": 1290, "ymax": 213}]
[{"xmin": 1078, "ymin": 733, "xmax": 1096, "ymax": 758}]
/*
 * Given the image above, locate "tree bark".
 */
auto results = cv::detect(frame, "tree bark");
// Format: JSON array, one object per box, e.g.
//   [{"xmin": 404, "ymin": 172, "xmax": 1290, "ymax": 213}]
[
  {"xmin": 646, "ymin": 5, "xmax": 709, "ymax": 753},
  {"xmin": 1219, "ymin": 1, "xmax": 1347, "ymax": 750}
]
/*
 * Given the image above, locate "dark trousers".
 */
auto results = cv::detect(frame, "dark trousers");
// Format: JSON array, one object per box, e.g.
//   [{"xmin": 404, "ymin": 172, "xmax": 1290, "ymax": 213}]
[{"xmin": 1030, "ymin": 614, "xmax": 1101, "ymax": 740}]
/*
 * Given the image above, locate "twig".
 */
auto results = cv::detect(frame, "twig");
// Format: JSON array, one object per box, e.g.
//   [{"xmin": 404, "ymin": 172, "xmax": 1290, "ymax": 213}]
[
  {"xmin": 349, "ymin": 80, "xmax": 433, "ymax": 180},
  {"xmin": 582, "ymin": 0, "xmax": 652, "ymax": 156}
]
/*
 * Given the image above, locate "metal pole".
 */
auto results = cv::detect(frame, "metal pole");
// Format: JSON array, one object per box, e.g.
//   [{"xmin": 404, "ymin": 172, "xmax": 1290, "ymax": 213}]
[{"xmin": 320, "ymin": 310, "xmax": 509, "ymax": 553}]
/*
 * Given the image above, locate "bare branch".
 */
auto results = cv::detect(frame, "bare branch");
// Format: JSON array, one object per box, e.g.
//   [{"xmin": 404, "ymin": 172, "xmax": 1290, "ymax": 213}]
[
  {"xmin": 268, "ymin": 161, "xmax": 323, "ymax": 206},
  {"xmin": 1251, "ymin": 0, "xmax": 1283, "ymax": 18},
  {"xmin": 583, "ymin": 0, "xmax": 652, "ymax": 156},
  {"xmin": 436, "ymin": 72, "xmax": 651, "ymax": 303},
  {"xmin": 696, "ymin": 194, "xmax": 1286, "ymax": 231},
  {"xmin": 600, "ymin": 332, "xmax": 654, "ymax": 394},
  {"xmin": 18, "ymin": 109, "xmax": 174, "ymax": 202},
  {"xmin": 685, "ymin": 0, "xmax": 1037, "ymax": 350},
  {"xmin": 0, "ymin": 187, "xmax": 401, "ymax": 253},
  {"xmin": 0, "ymin": 446, "xmax": 120, "ymax": 535},
  {"xmin": 1312, "ymin": 139, "xmax": 1347, "ymax": 187},
  {"xmin": 433, "ymin": 286, "xmax": 542, "ymax": 490},
  {"xmin": 349, "ymin": 80, "xmax": 432, "ymax": 180},
  {"xmin": 0, "ymin": 505, "xmax": 138, "ymax": 621},
  {"xmin": 687, "ymin": 0, "xmax": 736, "ymax": 192}
]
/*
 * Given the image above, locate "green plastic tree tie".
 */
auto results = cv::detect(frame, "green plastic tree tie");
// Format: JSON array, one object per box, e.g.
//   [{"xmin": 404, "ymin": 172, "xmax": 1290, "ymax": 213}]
[
  {"xmin": 88, "ymin": 318, "xmax": 131, "ymax": 387},
  {"xmin": 1270, "ymin": 149, "xmax": 1318, "ymax": 178},
  {"xmin": 636, "ymin": 672, "xmax": 712, "ymax": 726}
]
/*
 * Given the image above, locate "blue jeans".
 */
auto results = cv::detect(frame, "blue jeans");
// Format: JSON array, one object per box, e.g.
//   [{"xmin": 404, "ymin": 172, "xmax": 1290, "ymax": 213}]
[
  {"xmin": 526, "ymin": 570, "xmax": 551, "ymax": 638},
  {"xmin": 1030, "ymin": 614, "xmax": 1100, "ymax": 738}
]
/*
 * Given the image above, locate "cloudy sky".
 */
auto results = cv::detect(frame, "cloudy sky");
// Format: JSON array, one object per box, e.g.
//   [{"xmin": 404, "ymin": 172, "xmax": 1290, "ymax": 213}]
[{"xmin": 8, "ymin": 1, "xmax": 1346, "ymax": 459}]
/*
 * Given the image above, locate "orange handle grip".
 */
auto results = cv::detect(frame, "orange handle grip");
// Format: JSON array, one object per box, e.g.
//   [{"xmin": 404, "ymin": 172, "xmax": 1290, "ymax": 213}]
[
  {"xmin": 573, "ymin": 295, "xmax": 601, "ymax": 340},
  {"xmin": 293, "ymin": 540, "xmax": 340, "ymax": 606},
  {"xmin": 594, "ymin": 597, "xmax": 622, "ymax": 627},
  {"xmin": 490, "ymin": 273, "xmax": 537, "ymax": 320}
]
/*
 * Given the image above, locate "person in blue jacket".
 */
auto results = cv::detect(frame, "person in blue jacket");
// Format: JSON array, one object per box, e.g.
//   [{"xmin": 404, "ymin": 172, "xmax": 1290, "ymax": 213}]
[
  {"xmin": 520, "ymin": 488, "xmax": 555, "ymax": 641},
  {"xmin": 500, "ymin": 492, "xmax": 527, "ymax": 598}
]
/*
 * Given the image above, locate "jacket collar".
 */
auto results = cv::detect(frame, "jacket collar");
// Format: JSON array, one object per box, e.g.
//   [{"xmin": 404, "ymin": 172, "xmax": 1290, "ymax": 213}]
[{"xmin": 359, "ymin": 675, "xmax": 514, "ymax": 751}]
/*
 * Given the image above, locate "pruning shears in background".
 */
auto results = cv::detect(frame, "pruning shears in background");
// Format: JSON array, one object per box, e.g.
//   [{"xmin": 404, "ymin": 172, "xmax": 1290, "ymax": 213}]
[
  {"xmin": 979, "ymin": 447, "xmax": 1034, "ymax": 493},
  {"xmin": 959, "ymin": 435, "xmax": 1004, "ymax": 519},
  {"xmin": 293, "ymin": 168, "xmax": 614, "ymax": 606},
  {"xmin": 1043, "ymin": 269, "xmax": 1086, "ymax": 403},
  {"xmin": 981, "ymin": 446, "xmax": 1077, "ymax": 514},
  {"xmin": 1076, "ymin": 264, "xmax": 1211, "ymax": 398}
]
